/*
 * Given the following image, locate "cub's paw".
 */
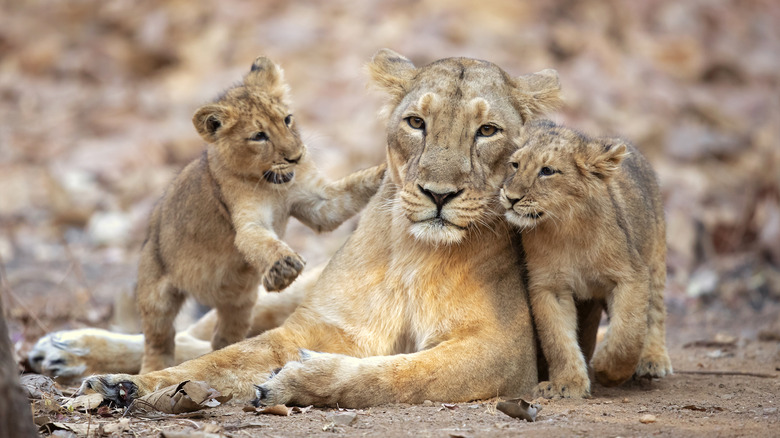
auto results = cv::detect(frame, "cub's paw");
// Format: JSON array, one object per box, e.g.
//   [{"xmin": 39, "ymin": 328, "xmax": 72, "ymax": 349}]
[
  {"xmin": 533, "ymin": 379, "xmax": 590, "ymax": 399},
  {"xmin": 263, "ymin": 252, "xmax": 305, "ymax": 292},
  {"xmin": 77, "ymin": 374, "xmax": 140, "ymax": 408},
  {"xmin": 635, "ymin": 349, "xmax": 673, "ymax": 379}
]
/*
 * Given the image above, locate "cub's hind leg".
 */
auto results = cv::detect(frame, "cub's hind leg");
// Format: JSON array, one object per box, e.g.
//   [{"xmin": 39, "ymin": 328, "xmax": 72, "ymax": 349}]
[
  {"xmin": 211, "ymin": 283, "xmax": 259, "ymax": 350},
  {"xmin": 592, "ymin": 277, "xmax": 649, "ymax": 387},
  {"xmin": 636, "ymin": 248, "xmax": 672, "ymax": 378},
  {"xmin": 137, "ymin": 275, "xmax": 185, "ymax": 374}
]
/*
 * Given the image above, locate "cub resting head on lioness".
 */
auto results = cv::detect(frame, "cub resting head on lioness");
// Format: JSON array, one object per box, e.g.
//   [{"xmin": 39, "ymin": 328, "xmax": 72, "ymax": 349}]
[
  {"xmin": 78, "ymin": 49, "xmax": 606, "ymax": 408},
  {"xmin": 500, "ymin": 120, "xmax": 673, "ymax": 399},
  {"xmin": 135, "ymin": 56, "xmax": 386, "ymax": 373}
]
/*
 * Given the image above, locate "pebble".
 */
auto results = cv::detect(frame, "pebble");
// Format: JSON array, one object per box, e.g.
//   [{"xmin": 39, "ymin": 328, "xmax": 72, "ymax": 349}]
[{"xmin": 639, "ymin": 414, "xmax": 657, "ymax": 424}]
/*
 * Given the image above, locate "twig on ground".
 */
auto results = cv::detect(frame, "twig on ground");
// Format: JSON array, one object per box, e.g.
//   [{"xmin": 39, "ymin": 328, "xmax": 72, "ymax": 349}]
[{"xmin": 676, "ymin": 370, "xmax": 778, "ymax": 378}]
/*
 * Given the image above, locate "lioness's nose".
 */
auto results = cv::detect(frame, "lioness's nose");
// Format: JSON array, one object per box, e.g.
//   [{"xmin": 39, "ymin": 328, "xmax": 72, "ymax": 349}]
[{"xmin": 418, "ymin": 185, "xmax": 462, "ymax": 210}]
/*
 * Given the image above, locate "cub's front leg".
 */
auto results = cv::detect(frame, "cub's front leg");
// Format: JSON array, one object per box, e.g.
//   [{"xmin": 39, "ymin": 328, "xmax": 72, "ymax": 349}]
[
  {"xmin": 233, "ymin": 218, "xmax": 305, "ymax": 292},
  {"xmin": 531, "ymin": 288, "xmax": 590, "ymax": 399}
]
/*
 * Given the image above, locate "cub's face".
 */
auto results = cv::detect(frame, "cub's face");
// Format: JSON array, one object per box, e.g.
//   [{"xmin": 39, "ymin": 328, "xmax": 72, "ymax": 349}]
[
  {"xmin": 193, "ymin": 57, "xmax": 305, "ymax": 184},
  {"xmin": 500, "ymin": 122, "xmax": 627, "ymax": 229},
  {"xmin": 368, "ymin": 50, "xmax": 562, "ymax": 245}
]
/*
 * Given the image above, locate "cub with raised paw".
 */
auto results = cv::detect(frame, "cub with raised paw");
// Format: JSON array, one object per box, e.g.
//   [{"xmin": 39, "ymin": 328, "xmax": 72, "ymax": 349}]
[
  {"xmin": 135, "ymin": 56, "xmax": 386, "ymax": 373},
  {"xmin": 500, "ymin": 120, "xmax": 672, "ymax": 398}
]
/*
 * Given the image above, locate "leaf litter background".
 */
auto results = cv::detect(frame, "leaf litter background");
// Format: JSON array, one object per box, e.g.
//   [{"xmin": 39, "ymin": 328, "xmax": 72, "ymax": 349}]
[{"xmin": 1, "ymin": 0, "xmax": 779, "ymax": 436}]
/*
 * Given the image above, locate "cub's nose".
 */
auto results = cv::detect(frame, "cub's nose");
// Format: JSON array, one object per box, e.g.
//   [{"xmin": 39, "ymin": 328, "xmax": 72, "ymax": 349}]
[
  {"xmin": 505, "ymin": 195, "xmax": 524, "ymax": 206},
  {"xmin": 418, "ymin": 185, "xmax": 463, "ymax": 210}
]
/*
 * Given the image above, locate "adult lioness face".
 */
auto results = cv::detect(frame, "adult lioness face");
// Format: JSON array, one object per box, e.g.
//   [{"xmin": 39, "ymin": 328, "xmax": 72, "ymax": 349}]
[{"xmin": 368, "ymin": 50, "xmax": 563, "ymax": 245}]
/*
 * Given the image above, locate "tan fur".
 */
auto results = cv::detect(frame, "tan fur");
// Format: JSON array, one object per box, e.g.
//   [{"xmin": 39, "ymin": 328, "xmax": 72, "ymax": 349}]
[
  {"xmin": 136, "ymin": 57, "xmax": 386, "ymax": 373},
  {"xmin": 78, "ymin": 49, "xmax": 565, "ymax": 408},
  {"xmin": 500, "ymin": 120, "xmax": 672, "ymax": 398}
]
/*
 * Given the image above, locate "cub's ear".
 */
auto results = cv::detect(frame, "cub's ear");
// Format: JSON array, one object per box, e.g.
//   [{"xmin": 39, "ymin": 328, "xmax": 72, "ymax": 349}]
[
  {"xmin": 245, "ymin": 56, "xmax": 291, "ymax": 103},
  {"xmin": 192, "ymin": 104, "xmax": 238, "ymax": 143},
  {"xmin": 577, "ymin": 139, "xmax": 630, "ymax": 180},
  {"xmin": 366, "ymin": 49, "xmax": 417, "ymax": 108},
  {"xmin": 511, "ymin": 69, "xmax": 563, "ymax": 122}
]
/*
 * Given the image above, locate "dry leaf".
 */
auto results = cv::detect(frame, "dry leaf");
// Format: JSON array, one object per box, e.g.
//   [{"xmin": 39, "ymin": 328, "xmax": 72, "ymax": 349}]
[
  {"xmin": 20, "ymin": 374, "xmax": 61, "ymax": 399},
  {"xmin": 129, "ymin": 380, "xmax": 232, "ymax": 415},
  {"xmin": 63, "ymin": 393, "xmax": 105, "ymax": 411},
  {"xmin": 496, "ymin": 398, "xmax": 541, "ymax": 422}
]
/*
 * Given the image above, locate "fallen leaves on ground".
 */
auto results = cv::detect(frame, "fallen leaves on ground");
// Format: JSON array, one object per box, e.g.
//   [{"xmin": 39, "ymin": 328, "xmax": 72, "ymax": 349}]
[{"xmin": 127, "ymin": 380, "xmax": 232, "ymax": 415}]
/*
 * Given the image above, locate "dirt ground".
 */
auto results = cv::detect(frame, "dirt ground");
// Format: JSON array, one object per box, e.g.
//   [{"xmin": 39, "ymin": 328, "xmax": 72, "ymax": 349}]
[{"xmin": 25, "ymin": 304, "xmax": 780, "ymax": 437}]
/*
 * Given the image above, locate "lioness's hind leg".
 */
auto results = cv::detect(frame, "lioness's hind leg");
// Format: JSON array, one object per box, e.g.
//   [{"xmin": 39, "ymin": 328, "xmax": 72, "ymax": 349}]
[
  {"xmin": 138, "ymin": 278, "xmax": 184, "ymax": 374},
  {"xmin": 636, "ymin": 254, "xmax": 672, "ymax": 378},
  {"xmin": 592, "ymin": 279, "xmax": 649, "ymax": 387}
]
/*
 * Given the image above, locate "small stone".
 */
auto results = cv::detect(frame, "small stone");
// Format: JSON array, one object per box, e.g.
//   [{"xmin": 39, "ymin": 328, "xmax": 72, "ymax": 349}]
[
  {"xmin": 639, "ymin": 414, "xmax": 657, "ymax": 424},
  {"xmin": 327, "ymin": 412, "xmax": 358, "ymax": 426},
  {"xmin": 422, "ymin": 400, "xmax": 434, "ymax": 407},
  {"xmin": 622, "ymin": 398, "xmax": 630, "ymax": 403}
]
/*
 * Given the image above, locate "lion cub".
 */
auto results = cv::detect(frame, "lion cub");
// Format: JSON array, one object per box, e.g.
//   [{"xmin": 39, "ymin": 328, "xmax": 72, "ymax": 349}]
[
  {"xmin": 500, "ymin": 120, "xmax": 672, "ymax": 398},
  {"xmin": 136, "ymin": 57, "xmax": 386, "ymax": 373}
]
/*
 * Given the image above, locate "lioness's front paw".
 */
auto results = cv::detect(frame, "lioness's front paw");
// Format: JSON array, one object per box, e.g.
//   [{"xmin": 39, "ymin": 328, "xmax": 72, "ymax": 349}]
[
  {"xmin": 252, "ymin": 349, "xmax": 343, "ymax": 407},
  {"xmin": 77, "ymin": 374, "xmax": 140, "ymax": 407},
  {"xmin": 635, "ymin": 348, "xmax": 673, "ymax": 379},
  {"xmin": 533, "ymin": 379, "xmax": 590, "ymax": 399},
  {"xmin": 263, "ymin": 253, "xmax": 305, "ymax": 292}
]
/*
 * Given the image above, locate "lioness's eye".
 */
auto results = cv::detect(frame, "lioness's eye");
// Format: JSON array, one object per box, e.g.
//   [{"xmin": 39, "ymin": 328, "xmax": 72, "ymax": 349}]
[
  {"xmin": 477, "ymin": 124, "xmax": 498, "ymax": 138},
  {"xmin": 406, "ymin": 117, "xmax": 425, "ymax": 130},
  {"xmin": 284, "ymin": 114, "xmax": 293, "ymax": 126},
  {"xmin": 539, "ymin": 166, "xmax": 555, "ymax": 176},
  {"xmin": 509, "ymin": 162, "xmax": 519, "ymax": 170},
  {"xmin": 250, "ymin": 132, "xmax": 269, "ymax": 142}
]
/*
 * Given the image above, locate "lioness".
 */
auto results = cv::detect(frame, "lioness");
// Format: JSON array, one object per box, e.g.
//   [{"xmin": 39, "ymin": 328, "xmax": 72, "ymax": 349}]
[
  {"xmin": 136, "ymin": 56, "xmax": 385, "ymax": 373},
  {"xmin": 77, "ymin": 49, "xmax": 580, "ymax": 408},
  {"xmin": 500, "ymin": 121, "xmax": 672, "ymax": 398}
]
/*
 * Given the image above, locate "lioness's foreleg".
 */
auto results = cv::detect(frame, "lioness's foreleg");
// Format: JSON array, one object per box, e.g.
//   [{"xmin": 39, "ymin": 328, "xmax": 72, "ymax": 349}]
[
  {"xmin": 79, "ymin": 312, "xmax": 345, "ymax": 405},
  {"xmin": 592, "ymin": 279, "xmax": 650, "ymax": 386},
  {"xmin": 531, "ymin": 289, "xmax": 590, "ymax": 399},
  {"xmin": 255, "ymin": 336, "xmax": 535, "ymax": 408}
]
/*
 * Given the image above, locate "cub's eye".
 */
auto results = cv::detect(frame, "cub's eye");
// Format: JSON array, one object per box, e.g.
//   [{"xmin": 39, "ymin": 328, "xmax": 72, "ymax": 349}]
[
  {"xmin": 406, "ymin": 116, "xmax": 425, "ymax": 130},
  {"xmin": 284, "ymin": 114, "xmax": 293, "ymax": 126},
  {"xmin": 477, "ymin": 124, "xmax": 499, "ymax": 137},
  {"xmin": 509, "ymin": 161, "xmax": 519, "ymax": 170},
  {"xmin": 539, "ymin": 166, "xmax": 555, "ymax": 176},
  {"xmin": 250, "ymin": 132, "xmax": 268, "ymax": 142}
]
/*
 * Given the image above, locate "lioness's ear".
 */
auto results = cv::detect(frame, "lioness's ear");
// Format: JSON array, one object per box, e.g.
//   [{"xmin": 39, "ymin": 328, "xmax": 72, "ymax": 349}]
[
  {"xmin": 192, "ymin": 104, "xmax": 238, "ymax": 143},
  {"xmin": 512, "ymin": 69, "xmax": 563, "ymax": 122},
  {"xmin": 245, "ymin": 56, "xmax": 291, "ymax": 103},
  {"xmin": 366, "ymin": 49, "xmax": 417, "ymax": 106},
  {"xmin": 577, "ymin": 139, "xmax": 629, "ymax": 180}
]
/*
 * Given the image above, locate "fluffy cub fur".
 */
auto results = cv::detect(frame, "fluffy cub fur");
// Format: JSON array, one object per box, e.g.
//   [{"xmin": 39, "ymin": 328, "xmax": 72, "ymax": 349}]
[
  {"xmin": 500, "ymin": 120, "xmax": 672, "ymax": 398},
  {"xmin": 136, "ymin": 57, "xmax": 385, "ymax": 373}
]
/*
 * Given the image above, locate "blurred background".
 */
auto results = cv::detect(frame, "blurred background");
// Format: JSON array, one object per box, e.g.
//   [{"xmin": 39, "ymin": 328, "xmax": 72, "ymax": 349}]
[{"xmin": 1, "ymin": 0, "xmax": 778, "ymax": 353}]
